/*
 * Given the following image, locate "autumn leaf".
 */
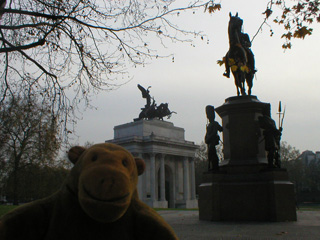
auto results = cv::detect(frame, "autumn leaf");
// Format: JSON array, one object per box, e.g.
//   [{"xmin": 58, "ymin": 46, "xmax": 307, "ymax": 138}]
[
  {"xmin": 306, "ymin": 18, "xmax": 313, "ymax": 24},
  {"xmin": 208, "ymin": 6, "xmax": 215, "ymax": 13},
  {"xmin": 284, "ymin": 23, "xmax": 291, "ymax": 30},
  {"xmin": 293, "ymin": 26, "xmax": 313, "ymax": 39},
  {"xmin": 282, "ymin": 43, "xmax": 292, "ymax": 49},
  {"xmin": 270, "ymin": 29, "xmax": 274, "ymax": 36},
  {"xmin": 206, "ymin": 3, "xmax": 221, "ymax": 14},
  {"xmin": 292, "ymin": 3, "xmax": 305, "ymax": 13},
  {"xmin": 213, "ymin": 4, "xmax": 221, "ymax": 11},
  {"xmin": 283, "ymin": 7, "xmax": 291, "ymax": 14},
  {"xmin": 281, "ymin": 32, "xmax": 292, "ymax": 40},
  {"xmin": 263, "ymin": 8, "xmax": 273, "ymax": 19}
]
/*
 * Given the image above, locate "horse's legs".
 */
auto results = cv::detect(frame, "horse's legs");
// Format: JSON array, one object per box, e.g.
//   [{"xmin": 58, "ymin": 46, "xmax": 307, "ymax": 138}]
[
  {"xmin": 238, "ymin": 72, "xmax": 246, "ymax": 96},
  {"xmin": 246, "ymin": 73, "xmax": 253, "ymax": 95},
  {"xmin": 246, "ymin": 77, "xmax": 251, "ymax": 95},
  {"xmin": 234, "ymin": 75, "xmax": 240, "ymax": 96},
  {"xmin": 241, "ymin": 80, "xmax": 246, "ymax": 96},
  {"xmin": 248, "ymin": 85, "xmax": 252, "ymax": 95}
]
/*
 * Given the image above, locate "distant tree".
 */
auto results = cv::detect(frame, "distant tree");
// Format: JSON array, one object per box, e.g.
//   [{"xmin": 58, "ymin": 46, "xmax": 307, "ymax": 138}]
[
  {"xmin": 278, "ymin": 141, "xmax": 300, "ymax": 187},
  {"xmin": 0, "ymin": 0, "xmax": 219, "ymax": 137},
  {"xmin": 194, "ymin": 141, "xmax": 223, "ymax": 194},
  {"xmin": 0, "ymin": 89, "xmax": 61, "ymax": 204},
  {"xmin": 194, "ymin": 143, "xmax": 207, "ymax": 194},
  {"xmin": 304, "ymin": 160, "xmax": 320, "ymax": 192},
  {"xmin": 262, "ymin": 0, "xmax": 320, "ymax": 49},
  {"xmin": 280, "ymin": 141, "xmax": 300, "ymax": 163},
  {"xmin": 4, "ymin": 161, "xmax": 69, "ymax": 203}
]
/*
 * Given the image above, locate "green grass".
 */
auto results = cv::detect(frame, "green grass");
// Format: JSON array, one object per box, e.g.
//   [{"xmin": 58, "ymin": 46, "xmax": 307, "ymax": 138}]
[
  {"xmin": 0, "ymin": 205, "xmax": 17, "ymax": 217},
  {"xmin": 297, "ymin": 205, "xmax": 320, "ymax": 211}
]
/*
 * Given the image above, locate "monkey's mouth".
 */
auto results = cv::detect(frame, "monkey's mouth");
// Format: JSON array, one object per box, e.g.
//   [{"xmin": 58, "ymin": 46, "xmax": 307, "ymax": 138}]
[{"xmin": 83, "ymin": 187, "xmax": 129, "ymax": 203}]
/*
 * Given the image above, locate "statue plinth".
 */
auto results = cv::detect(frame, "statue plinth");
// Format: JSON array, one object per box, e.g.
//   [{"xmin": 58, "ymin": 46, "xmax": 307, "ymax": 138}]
[
  {"xmin": 215, "ymin": 95, "xmax": 269, "ymax": 173},
  {"xmin": 199, "ymin": 96, "xmax": 297, "ymax": 222},
  {"xmin": 198, "ymin": 169, "xmax": 297, "ymax": 221}
]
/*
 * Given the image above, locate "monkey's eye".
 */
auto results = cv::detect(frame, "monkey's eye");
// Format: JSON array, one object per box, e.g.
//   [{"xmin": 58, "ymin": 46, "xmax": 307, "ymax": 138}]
[
  {"xmin": 122, "ymin": 159, "xmax": 128, "ymax": 167},
  {"xmin": 92, "ymin": 155, "xmax": 98, "ymax": 162}
]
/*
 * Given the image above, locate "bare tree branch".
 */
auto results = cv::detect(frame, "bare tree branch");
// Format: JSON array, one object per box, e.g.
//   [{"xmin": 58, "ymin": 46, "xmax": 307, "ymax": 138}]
[
  {"xmin": 0, "ymin": 37, "xmax": 45, "ymax": 52},
  {"xmin": 0, "ymin": 0, "xmax": 218, "ymax": 142}
]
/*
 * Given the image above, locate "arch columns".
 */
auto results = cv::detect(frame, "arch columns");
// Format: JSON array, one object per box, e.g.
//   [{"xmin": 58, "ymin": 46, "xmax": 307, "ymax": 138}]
[
  {"xmin": 183, "ymin": 157, "xmax": 189, "ymax": 201},
  {"xmin": 154, "ymin": 153, "xmax": 168, "ymax": 208},
  {"xmin": 190, "ymin": 157, "xmax": 196, "ymax": 200},
  {"xmin": 150, "ymin": 153, "xmax": 156, "ymax": 202},
  {"xmin": 185, "ymin": 157, "xmax": 198, "ymax": 208},
  {"xmin": 148, "ymin": 153, "xmax": 168, "ymax": 208},
  {"xmin": 160, "ymin": 154, "xmax": 166, "ymax": 201}
]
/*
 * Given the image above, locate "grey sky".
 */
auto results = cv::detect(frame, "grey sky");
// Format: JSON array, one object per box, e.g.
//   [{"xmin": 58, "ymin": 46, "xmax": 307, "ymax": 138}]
[{"xmin": 69, "ymin": 0, "xmax": 320, "ymax": 153}]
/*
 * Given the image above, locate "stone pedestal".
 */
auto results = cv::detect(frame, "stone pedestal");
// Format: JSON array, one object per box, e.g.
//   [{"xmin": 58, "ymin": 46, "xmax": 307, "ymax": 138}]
[
  {"xmin": 198, "ymin": 96, "xmax": 297, "ymax": 221},
  {"xmin": 199, "ymin": 170, "xmax": 297, "ymax": 221},
  {"xmin": 216, "ymin": 95, "xmax": 269, "ymax": 172}
]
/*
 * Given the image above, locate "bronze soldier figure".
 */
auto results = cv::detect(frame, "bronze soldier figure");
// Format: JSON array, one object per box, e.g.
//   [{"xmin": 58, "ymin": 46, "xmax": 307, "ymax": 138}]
[
  {"xmin": 205, "ymin": 105, "xmax": 223, "ymax": 171},
  {"xmin": 259, "ymin": 106, "xmax": 282, "ymax": 168}
]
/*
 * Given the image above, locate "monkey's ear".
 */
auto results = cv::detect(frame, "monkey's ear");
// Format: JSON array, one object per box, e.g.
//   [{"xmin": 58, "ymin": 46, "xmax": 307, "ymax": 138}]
[
  {"xmin": 135, "ymin": 157, "xmax": 146, "ymax": 176},
  {"xmin": 68, "ymin": 146, "xmax": 86, "ymax": 164}
]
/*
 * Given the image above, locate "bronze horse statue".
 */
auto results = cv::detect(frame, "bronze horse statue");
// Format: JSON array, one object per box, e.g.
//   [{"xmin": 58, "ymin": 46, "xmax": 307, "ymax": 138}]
[
  {"xmin": 135, "ymin": 84, "xmax": 176, "ymax": 121},
  {"xmin": 156, "ymin": 103, "xmax": 176, "ymax": 120},
  {"xmin": 223, "ymin": 13, "xmax": 255, "ymax": 96},
  {"xmin": 137, "ymin": 102, "xmax": 176, "ymax": 121}
]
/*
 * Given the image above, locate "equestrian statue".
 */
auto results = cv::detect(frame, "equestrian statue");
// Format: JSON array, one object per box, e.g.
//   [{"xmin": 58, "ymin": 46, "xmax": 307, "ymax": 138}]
[{"xmin": 221, "ymin": 12, "xmax": 256, "ymax": 96}]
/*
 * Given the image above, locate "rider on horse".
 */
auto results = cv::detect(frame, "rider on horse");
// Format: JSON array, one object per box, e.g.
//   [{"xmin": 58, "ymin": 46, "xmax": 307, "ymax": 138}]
[{"xmin": 222, "ymin": 13, "xmax": 256, "ymax": 96}]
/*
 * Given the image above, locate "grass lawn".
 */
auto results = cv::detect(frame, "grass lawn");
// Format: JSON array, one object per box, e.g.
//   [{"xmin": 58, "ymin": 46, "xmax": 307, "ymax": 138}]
[
  {"xmin": 0, "ymin": 205, "xmax": 17, "ymax": 217},
  {"xmin": 298, "ymin": 205, "xmax": 320, "ymax": 211}
]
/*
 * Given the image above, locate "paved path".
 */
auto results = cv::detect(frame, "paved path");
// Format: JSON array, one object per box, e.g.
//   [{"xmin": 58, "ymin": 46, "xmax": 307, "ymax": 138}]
[{"xmin": 158, "ymin": 210, "xmax": 320, "ymax": 240}]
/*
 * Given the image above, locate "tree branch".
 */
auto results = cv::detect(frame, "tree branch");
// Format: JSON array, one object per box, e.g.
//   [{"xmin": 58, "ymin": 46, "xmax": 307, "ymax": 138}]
[
  {"xmin": 7, "ymin": 40, "xmax": 57, "ymax": 79},
  {"xmin": 0, "ymin": 8, "xmax": 62, "ymax": 20},
  {"xmin": 0, "ymin": 22, "xmax": 55, "ymax": 30},
  {"xmin": 0, "ymin": 37, "xmax": 45, "ymax": 53}
]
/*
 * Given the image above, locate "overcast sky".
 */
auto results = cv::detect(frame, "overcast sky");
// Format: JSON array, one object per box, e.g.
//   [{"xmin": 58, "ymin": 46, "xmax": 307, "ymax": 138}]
[{"xmin": 69, "ymin": 0, "xmax": 320, "ymax": 154}]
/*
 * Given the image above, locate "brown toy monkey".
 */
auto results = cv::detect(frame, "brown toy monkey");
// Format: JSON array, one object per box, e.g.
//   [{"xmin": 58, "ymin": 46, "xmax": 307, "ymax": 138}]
[{"xmin": 0, "ymin": 143, "xmax": 178, "ymax": 240}]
